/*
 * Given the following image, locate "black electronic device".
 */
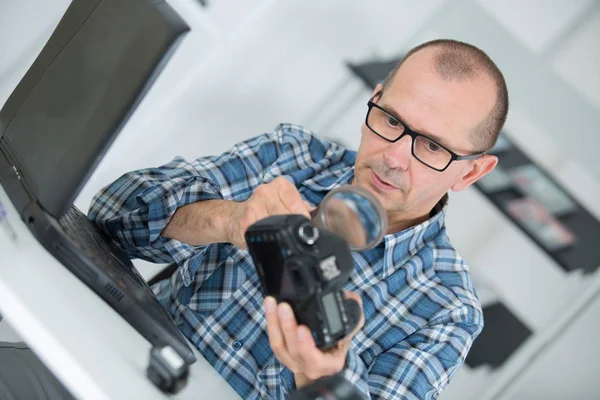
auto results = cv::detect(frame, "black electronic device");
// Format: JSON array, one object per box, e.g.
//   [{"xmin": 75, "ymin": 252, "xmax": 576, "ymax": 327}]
[
  {"xmin": 288, "ymin": 373, "xmax": 363, "ymax": 400},
  {"xmin": 0, "ymin": 0, "xmax": 196, "ymax": 365},
  {"xmin": 245, "ymin": 215, "xmax": 361, "ymax": 349},
  {"xmin": 147, "ymin": 345, "xmax": 190, "ymax": 394}
]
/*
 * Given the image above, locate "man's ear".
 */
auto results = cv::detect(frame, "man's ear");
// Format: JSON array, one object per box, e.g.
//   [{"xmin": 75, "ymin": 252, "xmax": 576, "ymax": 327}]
[
  {"xmin": 451, "ymin": 155, "xmax": 498, "ymax": 192},
  {"xmin": 372, "ymin": 83, "xmax": 383, "ymax": 97}
]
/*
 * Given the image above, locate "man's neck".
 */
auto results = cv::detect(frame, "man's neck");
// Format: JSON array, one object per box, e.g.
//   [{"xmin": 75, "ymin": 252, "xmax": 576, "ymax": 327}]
[
  {"xmin": 385, "ymin": 195, "xmax": 448, "ymax": 234},
  {"xmin": 386, "ymin": 213, "xmax": 430, "ymax": 234}
]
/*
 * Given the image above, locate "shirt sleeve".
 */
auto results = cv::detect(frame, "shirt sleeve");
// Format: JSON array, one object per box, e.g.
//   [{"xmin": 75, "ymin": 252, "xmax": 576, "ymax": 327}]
[{"xmin": 343, "ymin": 319, "xmax": 482, "ymax": 399}]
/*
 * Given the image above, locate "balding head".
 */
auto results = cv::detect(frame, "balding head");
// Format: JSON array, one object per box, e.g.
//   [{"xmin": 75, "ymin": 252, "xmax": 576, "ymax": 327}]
[{"xmin": 383, "ymin": 39, "xmax": 508, "ymax": 151}]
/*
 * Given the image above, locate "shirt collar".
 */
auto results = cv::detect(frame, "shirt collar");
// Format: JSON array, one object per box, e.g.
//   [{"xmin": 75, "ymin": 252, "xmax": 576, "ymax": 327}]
[
  {"xmin": 380, "ymin": 194, "xmax": 448, "ymax": 277},
  {"xmin": 384, "ymin": 194, "xmax": 448, "ymax": 245}
]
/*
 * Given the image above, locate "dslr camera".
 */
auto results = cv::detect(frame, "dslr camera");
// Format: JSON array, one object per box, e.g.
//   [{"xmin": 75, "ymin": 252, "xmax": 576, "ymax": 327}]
[{"xmin": 246, "ymin": 214, "xmax": 361, "ymax": 349}]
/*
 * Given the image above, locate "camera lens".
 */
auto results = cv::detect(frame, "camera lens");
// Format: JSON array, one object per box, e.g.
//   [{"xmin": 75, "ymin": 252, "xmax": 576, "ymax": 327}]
[{"xmin": 297, "ymin": 222, "xmax": 319, "ymax": 245}]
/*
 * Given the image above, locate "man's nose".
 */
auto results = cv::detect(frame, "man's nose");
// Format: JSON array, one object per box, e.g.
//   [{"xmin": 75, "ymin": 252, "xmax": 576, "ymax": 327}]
[{"xmin": 383, "ymin": 134, "xmax": 412, "ymax": 171}]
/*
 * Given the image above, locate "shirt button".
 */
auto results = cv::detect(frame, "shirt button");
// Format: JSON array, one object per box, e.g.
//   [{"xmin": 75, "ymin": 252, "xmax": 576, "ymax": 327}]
[{"xmin": 232, "ymin": 341, "xmax": 242, "ymax": 350}]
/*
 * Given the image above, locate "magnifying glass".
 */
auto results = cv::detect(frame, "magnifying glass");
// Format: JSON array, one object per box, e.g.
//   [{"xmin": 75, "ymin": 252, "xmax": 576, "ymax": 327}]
[{"xmin": 310, "ymin": 185, "xmax": 388, "ymax": 251}]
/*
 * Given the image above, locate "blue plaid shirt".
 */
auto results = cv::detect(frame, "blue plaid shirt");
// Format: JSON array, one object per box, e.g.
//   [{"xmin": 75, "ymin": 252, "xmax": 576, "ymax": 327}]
[{"xmin": 89, "ymin": 123, "xmax": 483, "ymax": 399}]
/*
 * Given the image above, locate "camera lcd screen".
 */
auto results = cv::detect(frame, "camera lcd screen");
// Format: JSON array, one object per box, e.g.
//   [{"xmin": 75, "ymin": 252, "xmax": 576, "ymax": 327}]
[
  {"xmin": 253, "ymin": 241, "xmax": 286, "ymax": 295},
  {"xmin": 322, "ymin": 293, "xmax": 342, "ymax": 335}
]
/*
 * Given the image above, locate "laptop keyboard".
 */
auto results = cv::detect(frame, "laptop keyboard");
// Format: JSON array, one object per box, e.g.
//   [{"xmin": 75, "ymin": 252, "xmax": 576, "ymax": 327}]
[
  {"xmin": 54, "ymin": 205, "xmax": 196, "ymax": 364},
  {"xmin": 58, "ymin": 206, "xmax": 149, "ymax": 290}
]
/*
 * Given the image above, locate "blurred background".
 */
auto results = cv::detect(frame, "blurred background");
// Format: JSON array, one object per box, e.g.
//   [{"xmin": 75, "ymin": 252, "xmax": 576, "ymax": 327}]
[{"xmin": 1, "ymin": 0, "xmax": 599, "ymax": 399}]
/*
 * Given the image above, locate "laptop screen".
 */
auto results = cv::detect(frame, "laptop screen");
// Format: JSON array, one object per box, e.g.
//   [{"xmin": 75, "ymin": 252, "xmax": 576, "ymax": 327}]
[{"xmin": 0, "ymin": 0, "xmax": 188, "ymax": 218}]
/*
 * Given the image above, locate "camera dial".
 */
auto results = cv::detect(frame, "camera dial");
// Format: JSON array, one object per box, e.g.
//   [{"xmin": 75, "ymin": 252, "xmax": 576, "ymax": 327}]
[{"xmin": 297, "ymin": 222, "xmax": 319, "ymax": 245}]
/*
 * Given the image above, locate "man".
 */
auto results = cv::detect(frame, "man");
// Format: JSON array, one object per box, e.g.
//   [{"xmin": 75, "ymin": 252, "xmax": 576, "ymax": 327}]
[{"xmin": 89, "ymin": 39, "xmax": 508, "ymax": 399}]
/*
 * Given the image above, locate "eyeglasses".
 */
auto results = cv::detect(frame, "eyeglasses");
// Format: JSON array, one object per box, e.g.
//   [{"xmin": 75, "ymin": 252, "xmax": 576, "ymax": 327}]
[{"xmin": 365, "ymin": 91, "xmax": 485, "ymax": 172}]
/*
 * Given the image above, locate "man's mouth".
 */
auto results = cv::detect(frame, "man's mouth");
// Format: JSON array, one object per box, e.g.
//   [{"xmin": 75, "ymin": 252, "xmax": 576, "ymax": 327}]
[{"xmin": 370, "ymin": 170, "xmax": 398, "ymax": 191}]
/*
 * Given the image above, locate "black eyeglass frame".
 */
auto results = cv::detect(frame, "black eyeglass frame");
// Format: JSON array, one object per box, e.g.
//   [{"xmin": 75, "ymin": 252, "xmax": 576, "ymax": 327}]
[{"xmin": 366, "ymin": 91, "xmax": 486, "ymax": 172}]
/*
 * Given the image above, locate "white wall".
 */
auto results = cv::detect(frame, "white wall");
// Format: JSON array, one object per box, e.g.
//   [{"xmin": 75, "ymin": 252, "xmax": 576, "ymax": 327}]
[
  {"xmin": 502, "ymin": 294, "xmax": 600, "ymax": 400},
  {"xmin": 1, "ymin": 0, "xmax": 600, "ymax": 398}
]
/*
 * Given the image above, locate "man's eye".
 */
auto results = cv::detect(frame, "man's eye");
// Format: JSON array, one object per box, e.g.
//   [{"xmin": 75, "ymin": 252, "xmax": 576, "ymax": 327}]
[
  {"xmin": 427, "ymin": 141, "xmax": 442, "ymax": 152},
  {"xmin": 386, "ymin": 116, "xmax": 400, "ymax": 127}
]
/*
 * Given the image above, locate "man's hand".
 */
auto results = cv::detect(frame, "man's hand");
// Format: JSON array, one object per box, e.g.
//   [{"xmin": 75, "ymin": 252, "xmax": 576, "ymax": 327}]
[
  {"xmin": 263, "ymin": 291, "xmax": 365, "ymax": 387},
  {"xmin": 161, "ymin": 177, "xmax": 312, "ymax": 247},
  {"xmin": 226, "ymin": 177, "xmax": 312, "ymax": 248}
]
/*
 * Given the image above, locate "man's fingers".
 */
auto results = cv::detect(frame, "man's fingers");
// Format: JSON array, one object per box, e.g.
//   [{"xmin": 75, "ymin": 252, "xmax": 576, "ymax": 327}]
[
  {"xmin": 252, "ymin": 181, "xmax": 287, "ymax": 217},
  {"xmin": 250, "ymin": 178, "xmax": 312, "ymax": 220},
  {"xmin": 264, "ymin": 198, "xmax": 291, "ymax": 217},
  {"xmin": 276, "ymin": 179, "xmax": 311, "ymax": 218},
  {"xmin": 343, "ymin": 290, "xmax": 362, "ymax": 302},
  {"xmin": 264, "ymin": 297, "xmax": 299, "ymax": 372},
  {"xmin": 304, "ymin": 200, "xmax": 315, "ymax": 212},
  {"xmin": 265, "ymin": 296, "xmax": 352, "ymax": 380},
  {"xmin": 277, "ymin": 303, "xmax": 304, "ymax": 365},
  {"xmin": 264, "ymin": 297, "xmax": 283, "ymax": 346},
  {"xmin": 296, "ymin": 326, "xmax": 324, "ymax": 376},
  {"xmin": 296, "ymin": 325, "xmax": 342, "ymax": 379}
]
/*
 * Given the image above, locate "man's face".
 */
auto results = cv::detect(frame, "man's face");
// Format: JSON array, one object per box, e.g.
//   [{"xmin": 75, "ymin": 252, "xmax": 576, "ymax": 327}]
[{"xmin": 353, "ymin": 48, "xmax": 497, "ymax": 230}]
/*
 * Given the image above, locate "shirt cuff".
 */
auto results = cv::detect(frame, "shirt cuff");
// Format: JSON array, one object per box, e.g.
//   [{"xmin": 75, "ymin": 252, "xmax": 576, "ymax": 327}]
[
  {"xmin": 141, "ymin": 175, "xmax": 223, "ymax": 286},
  {"xmin": 343, "ymin": 349, "xmax": 370, "ymax": 399}
]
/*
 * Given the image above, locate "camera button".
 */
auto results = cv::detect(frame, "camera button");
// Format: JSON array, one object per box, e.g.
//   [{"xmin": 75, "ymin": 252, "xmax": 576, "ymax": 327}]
[
  {"xmin": 298, "ymin": 222, "xmax": 319, "ymax": 245},
  {"xmin": 232, "ymin": 341, "xmax": 242, "ymax": 351}
]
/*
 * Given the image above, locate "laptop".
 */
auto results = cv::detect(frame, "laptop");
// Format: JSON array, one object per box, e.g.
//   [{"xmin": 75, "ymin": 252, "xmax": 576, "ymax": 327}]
[{"xmin": 0, "ymin": 0, "xmax": 196, "ymax": 364}]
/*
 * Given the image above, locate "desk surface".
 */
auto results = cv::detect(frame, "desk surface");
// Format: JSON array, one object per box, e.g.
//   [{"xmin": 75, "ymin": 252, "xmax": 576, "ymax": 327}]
[{"xmin": 0, "ymin": 185, "xmax": 240, "ymax": 400}]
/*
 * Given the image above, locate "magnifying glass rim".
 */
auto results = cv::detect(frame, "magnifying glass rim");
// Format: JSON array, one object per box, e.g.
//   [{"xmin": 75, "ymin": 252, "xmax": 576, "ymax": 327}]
[{"xmin": 313, "ymin": 185, "xmax": 388, "ymax": 251}]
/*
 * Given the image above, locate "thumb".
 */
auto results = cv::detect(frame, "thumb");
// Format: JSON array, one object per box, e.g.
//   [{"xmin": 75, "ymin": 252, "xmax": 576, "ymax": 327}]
[
  {"xmin": 304, "ymin": 201, "xmax": 317, "ymax": 220},
  {"xmin": 304, "ymin": 200, "xmax": 316, "ymax": 211}
]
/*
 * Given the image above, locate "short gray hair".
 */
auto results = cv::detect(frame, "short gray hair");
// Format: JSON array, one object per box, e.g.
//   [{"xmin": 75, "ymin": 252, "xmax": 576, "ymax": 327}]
[{"xmin": 382, "ymin": 39, "xmax": 509, "ymax": 152}]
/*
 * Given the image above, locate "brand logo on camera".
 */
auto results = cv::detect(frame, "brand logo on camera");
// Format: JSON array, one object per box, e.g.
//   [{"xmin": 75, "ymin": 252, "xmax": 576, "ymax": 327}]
[{"xmin": 319, "ymin": 255, "xmax": 340, "ymax": 281}]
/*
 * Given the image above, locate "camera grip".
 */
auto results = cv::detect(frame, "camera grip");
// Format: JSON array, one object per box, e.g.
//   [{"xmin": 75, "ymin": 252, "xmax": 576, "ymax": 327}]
[{"xmin": 342, "ymin": 297, "xmax": 362, "ymax": 337}]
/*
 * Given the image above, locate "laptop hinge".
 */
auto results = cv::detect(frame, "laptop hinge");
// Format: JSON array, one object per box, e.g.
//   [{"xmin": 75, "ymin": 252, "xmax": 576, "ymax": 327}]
[{"xmin": 0, "ymin": 139, "xmax": 35, "ymax": 217}]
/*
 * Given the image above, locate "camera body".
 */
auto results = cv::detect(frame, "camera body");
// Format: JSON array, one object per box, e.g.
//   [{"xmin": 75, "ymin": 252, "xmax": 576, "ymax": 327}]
[{"xmin": 246, "ymin": 214, "xmax": 361, "ymax": 349}]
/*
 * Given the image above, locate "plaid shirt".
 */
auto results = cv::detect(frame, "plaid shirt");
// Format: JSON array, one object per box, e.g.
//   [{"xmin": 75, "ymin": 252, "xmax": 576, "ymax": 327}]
[{"xmin": 89, "ymin": 123, "xmax": 483, "ymax": 399}]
